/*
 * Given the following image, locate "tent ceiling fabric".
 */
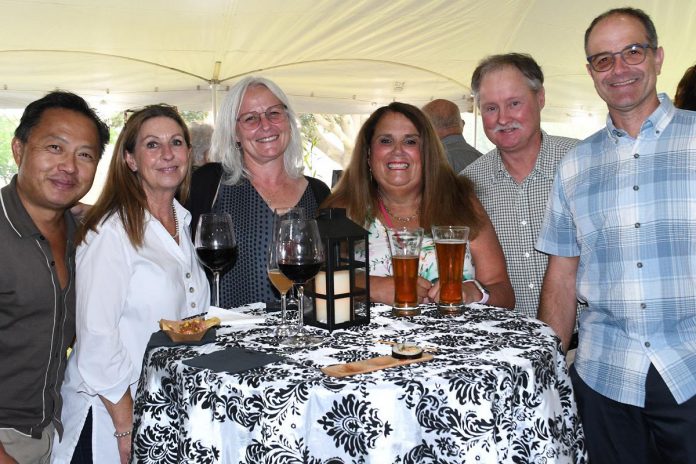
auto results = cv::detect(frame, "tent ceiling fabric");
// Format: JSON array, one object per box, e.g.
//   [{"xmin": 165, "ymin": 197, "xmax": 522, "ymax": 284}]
[{"xmin": 1, "ymin": 0, "xmax": 694, "ymax": 121}]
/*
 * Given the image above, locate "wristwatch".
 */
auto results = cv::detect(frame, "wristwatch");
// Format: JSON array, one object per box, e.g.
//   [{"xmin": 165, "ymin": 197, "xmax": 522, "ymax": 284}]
[{"xmin": 466, "ymin": 279, "xmax": 490, "ymax": 304}]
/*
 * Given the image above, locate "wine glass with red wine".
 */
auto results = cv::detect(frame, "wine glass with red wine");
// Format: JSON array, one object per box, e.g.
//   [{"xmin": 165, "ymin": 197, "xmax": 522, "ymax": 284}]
[
  {"xmin": 267, "ymin": 207, "xmax": 304, "ymax": 337},
  {"xmin": 276, "ymin": 217, "xmax": 324, "ymax": 347},
  {"xmin": 195, "ymin": 213, "xmax": 237, "ymax": 307}
]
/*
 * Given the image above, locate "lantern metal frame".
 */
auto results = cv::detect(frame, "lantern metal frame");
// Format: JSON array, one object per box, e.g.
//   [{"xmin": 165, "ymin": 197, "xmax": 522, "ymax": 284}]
[{"xmin": 306, "ymin": 208, "xmax": 370, "ymax": 332}]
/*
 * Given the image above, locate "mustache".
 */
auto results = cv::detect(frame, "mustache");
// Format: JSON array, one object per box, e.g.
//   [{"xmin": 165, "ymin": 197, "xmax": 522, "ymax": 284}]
[{"xmin": 493, "ymin": 122, "xmax": 522, "ymax": 132}]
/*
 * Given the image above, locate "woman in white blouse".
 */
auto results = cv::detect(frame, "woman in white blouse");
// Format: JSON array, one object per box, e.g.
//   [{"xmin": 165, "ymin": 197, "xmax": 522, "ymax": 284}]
[{"xmin": 51, "ymin": 105, "xmax": 210, "ymax": 464}]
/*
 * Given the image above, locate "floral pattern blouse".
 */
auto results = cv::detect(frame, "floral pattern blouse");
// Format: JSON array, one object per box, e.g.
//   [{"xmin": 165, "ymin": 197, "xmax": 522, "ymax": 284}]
[{"xmin": 365, "ymin": 217, "xmax": 475, "ymax": 281}]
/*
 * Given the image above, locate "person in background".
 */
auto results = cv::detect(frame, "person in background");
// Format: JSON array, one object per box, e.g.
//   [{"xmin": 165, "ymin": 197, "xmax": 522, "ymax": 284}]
[
  {"xmin": 51, "ymin": 105, "xmax": 209, "ymax": 464},
  {"xmin": 537, "ymin": 8, "xmax": 696, "ymax": 463},
  {"xmin": 462, "ymin": 53, "xmax": 578, "ymax": 319},
  {"xmin": 322, "ymin": 102, "xmax": 514, "ymax": 308},
  {"xmin": 421, "ymin": 98, "xmax": 482, "ymax": 173},
  {"xmin": 187, "ymin": 76, "xmax": 330, "ymax": 308},
  {"xmin": 188, "ymin": 122, "xmax": 214, "ymax": 170},
  {"xmin": 674, "ymin": 63, "xmax": 696, "ymax": 110},
  {"xmin": 0, "ymin": 91, "xmax": 108, "ymax": 464}
]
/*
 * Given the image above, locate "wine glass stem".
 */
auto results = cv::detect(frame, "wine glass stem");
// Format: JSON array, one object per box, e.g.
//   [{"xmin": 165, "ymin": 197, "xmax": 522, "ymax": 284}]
[
  {"xmin": 296, "ymin": 284, "xmax": 305, "ymax": 329},
  {"xmin": 280, "ymin": 292, "xmax": 288, "ymax": 326},
  {"xmin": 213, "ymin": 271, "xmax": 221, "ymax": 307}
]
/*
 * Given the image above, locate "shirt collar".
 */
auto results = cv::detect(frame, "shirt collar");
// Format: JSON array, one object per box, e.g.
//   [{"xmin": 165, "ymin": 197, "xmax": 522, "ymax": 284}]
[
  {"xmin": 492, "ymin": 130, "xmax": 554, "ymax": 182},
  {"xmin": 0, "ymin": 175, "xmax": 77, "ymax": 241},
  {"xmin": 605, "ymin": 93, "xmax": 675, "ymax": 142},
  {"xmin": 1, "ymin": 175, "xmax": 41, "ymax": 238}
]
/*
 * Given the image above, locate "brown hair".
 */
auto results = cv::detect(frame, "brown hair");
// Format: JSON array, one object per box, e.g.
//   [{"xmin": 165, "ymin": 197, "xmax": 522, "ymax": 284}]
[
  {"xmin": 675, "ymin": 64, "xmax": 696, "ymax": 111},
  {"xmin": 323, "ymin": 102, "xmax": 482, "ymax": 236},
  {"xmin": 471, "ymin": 53, "xmax": 544, "ymax": 106},
  {"xmin": 76, "ymin": 105, "xmax": 192, "ymax": 247}
]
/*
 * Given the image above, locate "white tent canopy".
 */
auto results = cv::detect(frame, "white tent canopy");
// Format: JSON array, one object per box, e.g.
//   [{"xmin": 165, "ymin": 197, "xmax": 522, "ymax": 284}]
[{"xmin": 1, "ymin": 0, "xmax": 695, "ymax": 122}]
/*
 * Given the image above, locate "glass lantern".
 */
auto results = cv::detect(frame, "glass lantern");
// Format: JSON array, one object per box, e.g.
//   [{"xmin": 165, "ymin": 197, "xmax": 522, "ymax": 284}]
[{"xmin": 306, "ymin": 208, "xmax": 370, "ymax": 331}]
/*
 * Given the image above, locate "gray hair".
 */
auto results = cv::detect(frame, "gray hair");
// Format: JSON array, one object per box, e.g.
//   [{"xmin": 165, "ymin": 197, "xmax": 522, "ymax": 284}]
[
  {"xmin": 188, "ymin": 123, "xmax": 213, "ymax": 166},
  {"xmin": 211, "ymin": 76, "xmax": 304, "ymax": 185},
  {"xmin": 471, "ymin": 53, "xmax": 544, "ymax": 107}
]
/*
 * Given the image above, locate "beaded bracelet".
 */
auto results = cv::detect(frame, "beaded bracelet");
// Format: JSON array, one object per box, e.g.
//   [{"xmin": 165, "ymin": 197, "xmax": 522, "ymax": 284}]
[{"xmin": 113, "ymin": 429, "xmax": 132, "ymax": 438}]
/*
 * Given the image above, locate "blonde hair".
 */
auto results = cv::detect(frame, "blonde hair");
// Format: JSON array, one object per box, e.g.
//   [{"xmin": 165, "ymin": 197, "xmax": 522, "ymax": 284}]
[{"xmin": 211, "ymin": 76, "xmax": 304, "ymax": 184}]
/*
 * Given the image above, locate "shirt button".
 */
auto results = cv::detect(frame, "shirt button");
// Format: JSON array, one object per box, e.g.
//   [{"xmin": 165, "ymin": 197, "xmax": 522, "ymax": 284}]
[
  {"xmin": 633, "ymin": 185, "xmax": 639, "ymax": 191},
  {"xmin": 635, "ymin": 223, "xmax": 641, "ymax": 228},
  {"xmin": 520, "ymin": 220, "xmax": 527, "ymax": 226},
  {"xmin": 640, "ymin": 303, "xmax": 647, "ymax": 309},
  {"xmin": 645, "ymin": 341, "xmax": 651, "ymax": 348},
  {"xmin": 637, "ymin": 262, "xmax": 643, "ymax": 268},
  {"xmin": 633, "ymin": 153, "xmax": 640, "ymax": 159},
  {"xmin": 524, "ymin": 252, "xmax": 530, "ymax": 258},
  {"xmin": 189, "ymin": 287, "xmax": 195, "ymax": 293},
  {"xmin": 528, "ymin": 283, "xmax": 535, "ymax": 289},
  {"xmin": 191, "ymin": 302, "xmax": 197, "ymax": 308},
  {"xmin": 186, "ymin": 272, "xmax": 191, "ymax": 278},
  {"xmin": 39, "ymin": 235, "xmax": 45, "ymax": 240},
  {"xmin": 50, "ymin": 261, "xmax": 55, "ymax": 266}
]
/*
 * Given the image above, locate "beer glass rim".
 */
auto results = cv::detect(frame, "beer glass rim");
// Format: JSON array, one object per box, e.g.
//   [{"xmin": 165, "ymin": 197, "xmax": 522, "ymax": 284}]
[
  {"xmin": 387, "ymin": 226, "xmax": 424, "ymax": 235},
  {"xmin": 431, "ymin": 225, "xmax": 470, "ymax": 232}
]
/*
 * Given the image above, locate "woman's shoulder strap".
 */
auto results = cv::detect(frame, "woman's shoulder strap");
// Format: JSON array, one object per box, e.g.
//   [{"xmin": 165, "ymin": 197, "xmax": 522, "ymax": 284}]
[{"xmin": 305, "ymin": 175, "xmax": 331, "ymax": 206}]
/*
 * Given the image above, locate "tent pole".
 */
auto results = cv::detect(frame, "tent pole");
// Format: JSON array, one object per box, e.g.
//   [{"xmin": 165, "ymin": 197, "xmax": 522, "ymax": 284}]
[{"xmin": 211, "ymin": 81, "xmax": 219, "ymax": 123}]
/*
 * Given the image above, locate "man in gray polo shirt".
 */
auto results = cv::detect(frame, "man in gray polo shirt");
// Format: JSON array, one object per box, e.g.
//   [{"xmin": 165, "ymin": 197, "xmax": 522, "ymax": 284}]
[
  {"xmin": 463, "ymin": 53, "xmax": 578, "ymax": 318},
  {"xmin": 0, "ymin": 92, "xmax": 109, "ymax": 463}
]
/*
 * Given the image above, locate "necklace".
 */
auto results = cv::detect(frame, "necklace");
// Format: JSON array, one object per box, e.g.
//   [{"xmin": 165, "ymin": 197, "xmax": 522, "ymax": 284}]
[
  {"xmin": 381, "ymin": 201, "xmax": 419, "ymax": 223},
  {"xmin": 170, "ymin": 203, "xmax": 179, "ymax": 239}
]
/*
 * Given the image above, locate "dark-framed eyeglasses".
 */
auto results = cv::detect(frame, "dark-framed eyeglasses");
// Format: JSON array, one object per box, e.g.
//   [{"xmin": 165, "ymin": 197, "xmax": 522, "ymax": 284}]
[
  {"xmin": 586, "ymin": 43, "xmax": 655, "ymax": 73},
  {"xmin": 236, "ymin": 104, "xmax": 288, "ymax": 130}
]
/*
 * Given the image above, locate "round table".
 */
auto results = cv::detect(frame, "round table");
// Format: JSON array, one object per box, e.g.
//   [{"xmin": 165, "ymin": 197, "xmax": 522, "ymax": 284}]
[{"xmin": 131, "ymin": 303, "xmax": 586, "ymax": 463}]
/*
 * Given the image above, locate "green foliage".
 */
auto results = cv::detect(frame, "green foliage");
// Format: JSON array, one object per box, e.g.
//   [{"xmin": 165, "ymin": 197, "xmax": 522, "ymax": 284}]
[
  {"xmin": 0, "ymin": 115, "xmax": 19, "ymax": 184},
  {"xmin": 180, "ymin": 111, "xmax": 208, "ymax": 124},
  {"xmin": 0, "ymin": 109, "xmax": 212, "ymax": 186},
  {"xmin": 299, "ymin": 113, "xmax": 318, "ymax": 175}
]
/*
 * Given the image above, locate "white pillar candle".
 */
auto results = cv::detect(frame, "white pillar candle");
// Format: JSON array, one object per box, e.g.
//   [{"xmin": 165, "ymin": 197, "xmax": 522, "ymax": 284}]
[{"xmin": 315, "ymin": 270, "xmax": 351, "ymax": 324}]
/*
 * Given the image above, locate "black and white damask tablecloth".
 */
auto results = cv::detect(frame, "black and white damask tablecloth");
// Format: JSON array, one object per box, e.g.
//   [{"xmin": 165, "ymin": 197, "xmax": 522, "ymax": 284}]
[{"xmin": 131, "ymin": 304, "xmax": 586, "ymax": 463}]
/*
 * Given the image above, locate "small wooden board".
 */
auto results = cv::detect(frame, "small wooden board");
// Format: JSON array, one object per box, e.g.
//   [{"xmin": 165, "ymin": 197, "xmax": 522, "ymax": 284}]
[{"xmin": 321, "ymin": 354, "xmax": 434, "ymax": 378}]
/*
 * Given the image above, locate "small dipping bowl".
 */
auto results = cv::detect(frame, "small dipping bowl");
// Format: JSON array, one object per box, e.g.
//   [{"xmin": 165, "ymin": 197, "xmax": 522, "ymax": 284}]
[{"xmin": 391, "ymin": 343, "xmax": 423, "ymax": 360}]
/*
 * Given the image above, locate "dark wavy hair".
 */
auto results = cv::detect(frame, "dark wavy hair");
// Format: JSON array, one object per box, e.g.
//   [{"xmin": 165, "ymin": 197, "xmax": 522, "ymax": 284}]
[
  {"xmin": 322, "ymin": 102, "xmax": 482, "ymax": 236},
  {"xmin": 675, "ymin": 64, "xmax": 696, "ymax": 111}
]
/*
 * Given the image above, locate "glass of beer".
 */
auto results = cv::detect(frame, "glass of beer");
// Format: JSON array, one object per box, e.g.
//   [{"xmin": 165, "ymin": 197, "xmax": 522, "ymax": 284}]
[
  {"xmin": 432, "ymin": 226, "xmax": 470, "ymax": 315},
  {"xmin": 386, "ymin": 227, "xmax": 424, "ymax": 316}
]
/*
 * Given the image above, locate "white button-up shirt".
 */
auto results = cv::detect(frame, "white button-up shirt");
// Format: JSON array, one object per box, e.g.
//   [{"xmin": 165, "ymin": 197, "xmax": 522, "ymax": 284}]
[{"xmin": 52, "ymin": 201, "xmax": 209, "ymax": 464}]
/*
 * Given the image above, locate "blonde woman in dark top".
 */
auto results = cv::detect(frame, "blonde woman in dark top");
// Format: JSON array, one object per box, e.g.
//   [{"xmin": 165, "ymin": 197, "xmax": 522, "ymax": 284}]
[{"xmin": 187, "ymin": 76, "xmax": 329, "ymax": 308}]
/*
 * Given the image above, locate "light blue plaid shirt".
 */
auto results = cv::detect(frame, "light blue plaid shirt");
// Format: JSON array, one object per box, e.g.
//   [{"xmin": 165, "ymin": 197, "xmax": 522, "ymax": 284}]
[{"xmin": 537, "ymin": 94, "xmax": 696, "ymax": 407}]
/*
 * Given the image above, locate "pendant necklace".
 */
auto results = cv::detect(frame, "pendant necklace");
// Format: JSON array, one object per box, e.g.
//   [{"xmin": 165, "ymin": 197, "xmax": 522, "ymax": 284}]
[{"xmin": 380, "ymin": 197, "xmax": 419, "ymax": 223}]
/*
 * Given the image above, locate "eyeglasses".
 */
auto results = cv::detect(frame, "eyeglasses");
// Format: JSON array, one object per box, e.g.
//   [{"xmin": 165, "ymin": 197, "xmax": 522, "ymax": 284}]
[
  {"xmin": 236, "ymin": 104, "xmax": 288, "ymax": 130},
  {"xmin": 586, "ymin": 43, "xmax": 655, "ymax": 73}
]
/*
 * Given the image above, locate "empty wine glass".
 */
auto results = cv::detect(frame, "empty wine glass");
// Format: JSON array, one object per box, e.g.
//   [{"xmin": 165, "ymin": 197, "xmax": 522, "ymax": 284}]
[
  {"xmin": 276, "ymin": 218, "xmax": 324, "ymax": 347},
  {"xmin": 267, "ymin": 207, "xmax": 305, "ymax": 337},
  {"xmin": 195, "ymin": 213, "xmax": 237, "ymax": 307}
]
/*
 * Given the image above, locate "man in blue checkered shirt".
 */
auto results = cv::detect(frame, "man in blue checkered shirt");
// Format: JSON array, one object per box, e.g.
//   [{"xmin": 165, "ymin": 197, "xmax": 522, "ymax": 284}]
[{"xmin": 537, "ymin": 7, "xmax": 696, "ymax": 464}]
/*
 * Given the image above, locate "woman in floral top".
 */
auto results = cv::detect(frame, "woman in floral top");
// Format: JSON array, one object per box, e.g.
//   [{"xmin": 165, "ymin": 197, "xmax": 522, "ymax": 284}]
[{"xmin": 323, "ymin": 102, "xmax": 514, "ymax": 308}]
